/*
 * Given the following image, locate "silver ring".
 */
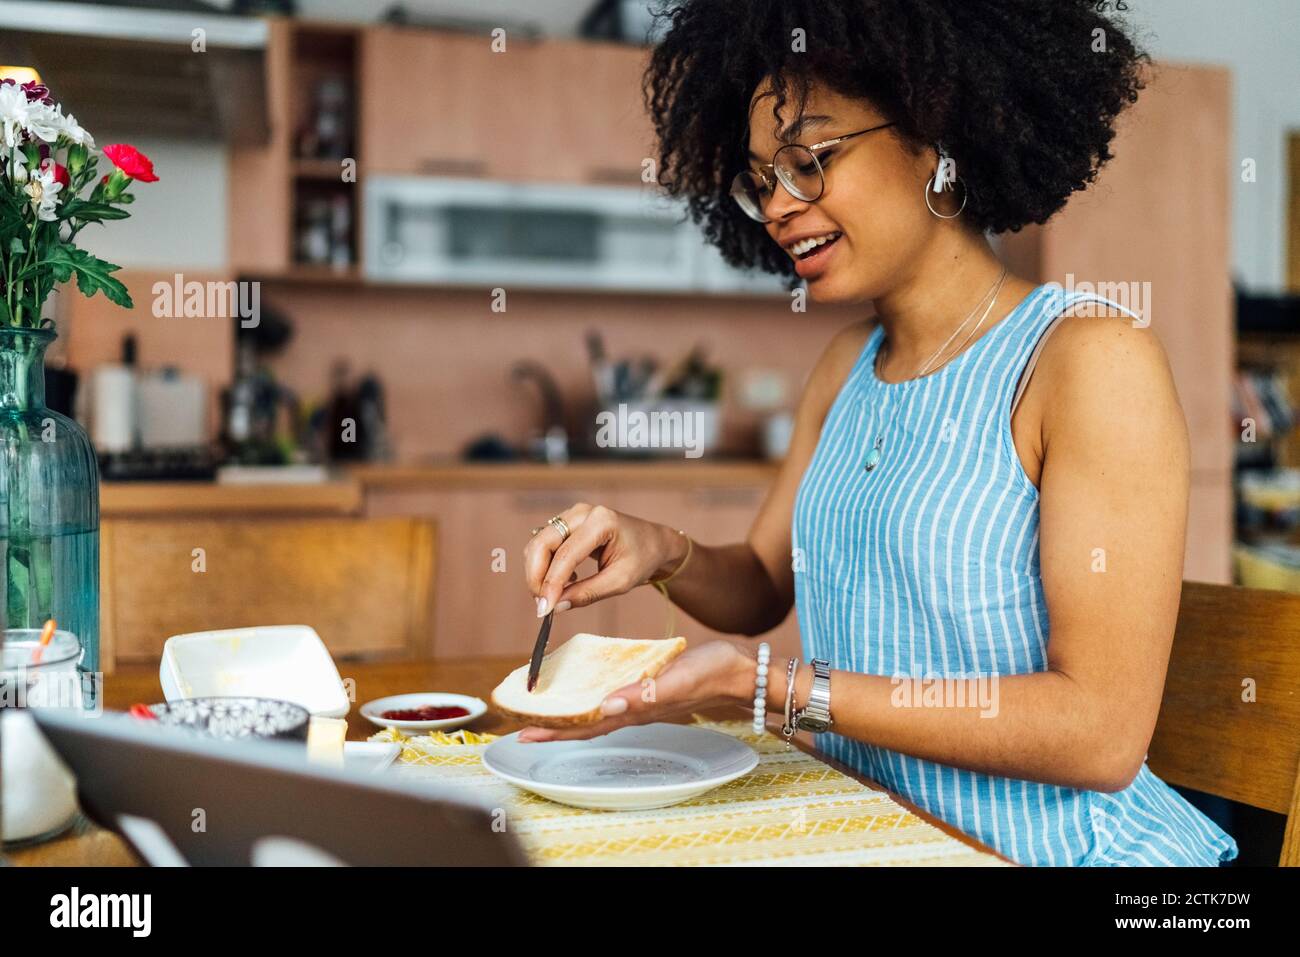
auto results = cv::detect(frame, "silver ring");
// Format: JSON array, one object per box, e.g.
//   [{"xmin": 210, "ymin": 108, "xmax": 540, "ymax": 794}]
[{"xmin": 534, "ymin": 515, "xmax": 570, "ymax": 543}]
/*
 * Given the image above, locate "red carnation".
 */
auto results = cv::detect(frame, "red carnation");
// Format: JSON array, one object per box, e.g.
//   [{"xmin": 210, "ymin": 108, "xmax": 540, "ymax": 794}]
[
  {"xmin": 40, "ymin": 159, "xmax": 70, "ymax": 189},
  {"xmin": 102, "ymin": 143, "xmax": 158, "ymax": 183}
]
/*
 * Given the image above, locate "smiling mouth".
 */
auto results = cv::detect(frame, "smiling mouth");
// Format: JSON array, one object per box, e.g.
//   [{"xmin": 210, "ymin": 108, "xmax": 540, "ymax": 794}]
[{"xmin": 788, "ymin": 231, "xmax": 842, "ymax": 260}]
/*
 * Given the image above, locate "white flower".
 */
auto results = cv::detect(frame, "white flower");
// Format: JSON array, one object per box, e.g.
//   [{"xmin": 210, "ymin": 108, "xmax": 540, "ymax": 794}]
[
  {"xmin": 0, "ymin": 83, "xmax": 30, "ymax": 149},
  {"xmin": 24, "ymin": 165, "xmax": 62, "ymax": 221},
  {"xmin": 23, "ymin": 100, "xmax": 63, "ymax": 143},
  {"xmin": 0, "ymin": 83, "xmax": 65, "ymax": 147},
  {"xmin": 58, "ymin": 111, "xmax": 94, "ymax": 149},
  {"xmin": 8, "ymin": 145, "xmax": 29, "ymax": 183}
]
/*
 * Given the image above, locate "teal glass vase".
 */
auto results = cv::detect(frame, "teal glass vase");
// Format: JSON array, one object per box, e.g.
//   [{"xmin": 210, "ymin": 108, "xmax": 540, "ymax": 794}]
[{"xmin": 0, "ymin": 327, "xmax": 99, "ymax": 706}]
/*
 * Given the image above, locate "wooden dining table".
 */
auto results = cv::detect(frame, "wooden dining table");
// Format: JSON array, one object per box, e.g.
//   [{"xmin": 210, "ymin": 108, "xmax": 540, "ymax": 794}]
[{"xmin": 8, "ymin": 656, "xmax": 1010, "ymax": 866}]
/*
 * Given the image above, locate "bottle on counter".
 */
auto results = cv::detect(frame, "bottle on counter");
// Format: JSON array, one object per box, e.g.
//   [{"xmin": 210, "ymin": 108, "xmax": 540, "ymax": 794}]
[{"xmin": 325, "ymin": 360, "xmax": 363, "ymax": 462}]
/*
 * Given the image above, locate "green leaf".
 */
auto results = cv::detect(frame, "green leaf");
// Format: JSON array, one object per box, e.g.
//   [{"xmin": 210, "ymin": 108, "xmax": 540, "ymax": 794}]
[
  {"xmin": 46, "ymin": 246, "xmax": 133, "ymax": 309},
  {"xmin": 58, "ymin": 200, "xmax": 130, "ymax": 223},
  {"xmin": 0, "ymin": 192, "xmax": 22, "ymax": 237},
  {"xmin": 8, "ymin": 237, "xmax": 24, "ymax": 256}
]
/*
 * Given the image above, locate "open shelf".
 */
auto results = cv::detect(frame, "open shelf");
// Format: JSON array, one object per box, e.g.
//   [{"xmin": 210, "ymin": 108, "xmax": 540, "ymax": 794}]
[
  {"xmin": 288, "ymin": 24, "xmax": 360, "ymax": 272},
  {"xmin": 293, "ymin": 158, "xmax": 349, "ymax": 181},
  {"xmin": 1237, "ymin": 288, "xmax": 1300, "ymax": 337}
]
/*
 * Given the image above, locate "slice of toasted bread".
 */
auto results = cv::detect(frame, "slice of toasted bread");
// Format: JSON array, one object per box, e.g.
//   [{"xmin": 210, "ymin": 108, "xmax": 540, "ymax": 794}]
[{"xmin": 491, "ymin": 633, "xmax": 687, "ymax": 728}]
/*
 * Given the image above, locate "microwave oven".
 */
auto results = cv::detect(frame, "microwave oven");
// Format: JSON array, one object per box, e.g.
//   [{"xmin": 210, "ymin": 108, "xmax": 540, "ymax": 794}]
[{"xmin": 362, "ymin": 176, "xmax": 787, "ymax": 296}]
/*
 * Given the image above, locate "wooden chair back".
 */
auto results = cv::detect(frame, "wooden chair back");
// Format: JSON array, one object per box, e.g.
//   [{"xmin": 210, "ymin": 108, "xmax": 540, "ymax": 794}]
[
  {"xmin": 100, "ymin": 517, "xmax": 436, "ymax": 669},
  {"xmin": 1147, "ymin": 581, "xmax": 1300, "ymax": 865}
]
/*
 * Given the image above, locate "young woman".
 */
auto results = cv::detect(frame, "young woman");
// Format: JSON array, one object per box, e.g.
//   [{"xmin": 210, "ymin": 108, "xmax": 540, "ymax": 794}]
[{"xmin": 519, "ymin": 0, "xmax": 1237, "ymax": 866}]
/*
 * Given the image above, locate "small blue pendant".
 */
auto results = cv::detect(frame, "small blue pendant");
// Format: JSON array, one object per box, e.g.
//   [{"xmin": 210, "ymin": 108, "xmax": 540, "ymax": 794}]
[{"xmin": 864, "ymin": 443, "xmax": 882, "ymax": 472}]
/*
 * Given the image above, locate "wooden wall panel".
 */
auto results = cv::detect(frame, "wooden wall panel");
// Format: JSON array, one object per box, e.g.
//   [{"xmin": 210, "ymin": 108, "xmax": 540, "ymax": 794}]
[
  {"xmin": 259, "ymin": 284, "xmax": 856, "ymax": 462},
  {"xmin": 59, "ymin": 270, "xmax": 235, "ymax": 440},
  {"xmin": 229, "ymin": 17, "xmax": 293, "ymax": 273},
  {"xmin": 1002, "ymin": 64, "xmax": 1234, "ymax": 582},
  {"xmin": 1289, "ymin": 131, "xmax": 1300, "ymax": 293}
]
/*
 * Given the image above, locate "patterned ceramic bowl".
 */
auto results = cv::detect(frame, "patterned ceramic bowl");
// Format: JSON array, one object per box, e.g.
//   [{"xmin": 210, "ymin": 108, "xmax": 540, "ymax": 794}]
[{"xmin": 141, "ymin": 696, "xmax": 310, "ymax": 743}]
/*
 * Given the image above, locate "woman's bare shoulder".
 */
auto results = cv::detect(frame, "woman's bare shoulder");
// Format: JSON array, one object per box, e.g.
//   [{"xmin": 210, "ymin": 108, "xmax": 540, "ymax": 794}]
[
  {"xmin": 799, "ymin": 319, "xmax": 876, "ymax": 424},
  {"xmin": 1036, "ymin": 311, "xmax": 1177, "ymax": 393},
  {"xmin": 820, "ymin": 319, "xmax": 877, "ymax": 369},
  {"xmin": 1033, "ymin": 310, "xmax": 1186, "ymax": 451}
]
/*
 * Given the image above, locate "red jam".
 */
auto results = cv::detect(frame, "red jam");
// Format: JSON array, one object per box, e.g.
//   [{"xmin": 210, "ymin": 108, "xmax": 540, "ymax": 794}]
[{"xmin": 382, "ymin": 705, "xmax": 470, "ymax": 721}]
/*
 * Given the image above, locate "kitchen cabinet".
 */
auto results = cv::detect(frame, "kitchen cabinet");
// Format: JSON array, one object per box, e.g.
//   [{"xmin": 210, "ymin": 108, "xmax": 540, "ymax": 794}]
[
  {"xmin": 359, "ymin": 28, "xmax": 653, "ymax": 186},
  {"xmin": 608, "ymin": 487, "xmax": 803, "ymax": 662},
  {"xmin": 360, "ymin": 27, "xmax": 545, "ymax": 181},
  {"xmin": 235, "ymin": 24, "xmax": 667, "ymax": 280},
  {"xmin": 97, "ymin": 467, "xmax": 801, "ymax": 667},
  {"xmin": 365, "ymin": 484, "xmax": 614, "ymax": 658},
  {"xmin": 229, "ymin": 17, "xmax": 294, "ymax": 273},
  {"xmin": 537, "ymin": 40, "xmax": 655, "ymax": 185},
  {"xmin": 362, "ymin": 471, "xmax": 800, "ymax": 661},
  {"xmin": 230, "ymin": 19, "xmax": 364, "ymax": 277}
]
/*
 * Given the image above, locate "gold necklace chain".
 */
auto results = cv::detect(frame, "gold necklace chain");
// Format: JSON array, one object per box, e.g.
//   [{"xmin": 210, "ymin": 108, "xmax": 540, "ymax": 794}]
[
  {"xmin": 864, "ymin": 267, "xmax": 1010, "ymax": 474},
  {"xmin": 876, "ymin": 267, "xmax": 1009, "ymax": 382}
]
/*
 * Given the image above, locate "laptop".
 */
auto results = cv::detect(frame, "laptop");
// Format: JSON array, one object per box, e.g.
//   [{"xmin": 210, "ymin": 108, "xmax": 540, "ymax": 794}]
[{"xmin": 32, "ymin": 708, "xmax": 528, "ymax": 867}]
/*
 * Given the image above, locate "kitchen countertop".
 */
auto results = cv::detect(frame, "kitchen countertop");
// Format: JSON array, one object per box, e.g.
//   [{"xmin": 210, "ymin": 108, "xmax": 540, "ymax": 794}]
[
  {"xmin": 348, "ymin": 458, "xmax": 780, "ymax": 489},
  {"xmin": 100, "ymin": 479, "xmax": 365, "ymax": 516},
  {"xmin": 99, "ymin": 459, "xmax": 782, "ymax": 516}
]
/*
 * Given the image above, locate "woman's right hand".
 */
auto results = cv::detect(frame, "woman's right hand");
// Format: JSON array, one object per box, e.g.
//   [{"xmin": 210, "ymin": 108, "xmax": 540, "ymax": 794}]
[{"xmin": 523, "ymin": 503, "xmax": 688, "ymax": 618}]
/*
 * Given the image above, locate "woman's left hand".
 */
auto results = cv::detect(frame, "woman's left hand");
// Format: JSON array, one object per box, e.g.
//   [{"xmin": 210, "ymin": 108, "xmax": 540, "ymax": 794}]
[{"xmin": 516, "ymin": 640, "xmax": 755, "ymax": 742}]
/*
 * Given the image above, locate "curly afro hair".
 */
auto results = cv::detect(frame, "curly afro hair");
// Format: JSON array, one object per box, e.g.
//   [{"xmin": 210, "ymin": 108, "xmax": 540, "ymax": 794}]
[{"xmin": 643, "ymin": 0, "xmax": 1149, "ymax": 277}]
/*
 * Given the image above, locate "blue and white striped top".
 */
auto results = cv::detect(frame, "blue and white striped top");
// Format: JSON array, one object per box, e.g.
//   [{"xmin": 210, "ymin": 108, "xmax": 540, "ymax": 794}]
[{"xmin": 792, "ymin": 283, "xmax": 1238, "ymax": 866}]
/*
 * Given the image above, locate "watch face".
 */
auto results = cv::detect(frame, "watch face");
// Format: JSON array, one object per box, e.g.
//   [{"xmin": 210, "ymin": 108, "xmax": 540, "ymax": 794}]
[{"xmin": 799, "ymin": 715, "xmax": 831, "ymax": 733}]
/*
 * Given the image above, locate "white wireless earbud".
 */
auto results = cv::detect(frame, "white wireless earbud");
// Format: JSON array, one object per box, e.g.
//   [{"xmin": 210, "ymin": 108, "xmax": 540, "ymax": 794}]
[{"xmin": 932, "ymin": 148, "xmax": 957, "ymax": 194}]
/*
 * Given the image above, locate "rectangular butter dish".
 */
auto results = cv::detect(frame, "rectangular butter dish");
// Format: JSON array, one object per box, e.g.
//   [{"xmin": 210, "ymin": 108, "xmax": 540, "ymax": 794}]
[{"xmin": 160, "ymin": 625, "xmax": 351, "ymax": 718}]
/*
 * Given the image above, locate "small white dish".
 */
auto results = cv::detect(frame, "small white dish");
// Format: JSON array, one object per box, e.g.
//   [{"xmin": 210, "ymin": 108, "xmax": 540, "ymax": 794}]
[
  {"xmin": 160, "ymin": 625, "xmax": 350, "ymax": 718},
  {"xmin": 481, "ymin": 723, "xmax": 758, "ymax": 811},
  {"xmin": 343, "ymin": 741, "xmax": 400, "ymax": 775},
  {"xmin": 360, "ymin": 693, "xmax": 487, "ymax": 732}
]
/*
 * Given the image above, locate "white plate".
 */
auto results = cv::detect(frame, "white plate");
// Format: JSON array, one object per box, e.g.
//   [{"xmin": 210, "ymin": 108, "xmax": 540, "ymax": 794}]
[
  {"xmin": 481, "ymin": 723, "xmax": 758, "ymax": 811},
  {"xmin": 160, "ymin": 625, "xmax": 350, "ymax": 718},
  {"xmin": 360, "ymin": 693, "xmax": 487, "ymax": 732},
  {"xmin": 342, "ymin": 741, "xmax": 400, "ymax": 775}
]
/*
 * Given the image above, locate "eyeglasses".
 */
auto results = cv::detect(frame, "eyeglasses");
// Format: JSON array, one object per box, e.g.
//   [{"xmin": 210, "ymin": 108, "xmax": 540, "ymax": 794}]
[{"xmin": 730, "ymin": 121, "xmax": 897, "ymax": 223}]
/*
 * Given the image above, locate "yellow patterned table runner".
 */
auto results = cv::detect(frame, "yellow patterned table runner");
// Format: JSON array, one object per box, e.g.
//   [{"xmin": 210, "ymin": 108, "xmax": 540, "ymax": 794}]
[{"xmin": 368, "ymin": 718, "xmax": 1008, "ymax": 866}]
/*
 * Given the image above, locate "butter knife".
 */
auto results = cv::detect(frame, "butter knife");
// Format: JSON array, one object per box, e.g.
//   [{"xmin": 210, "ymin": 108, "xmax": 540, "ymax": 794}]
[{"xmin": 526, "ymin": 610, "xmax": 554, "ymax": 692}]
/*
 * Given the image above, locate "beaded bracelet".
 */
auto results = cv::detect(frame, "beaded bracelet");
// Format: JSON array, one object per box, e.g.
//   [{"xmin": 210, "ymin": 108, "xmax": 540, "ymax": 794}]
[
  {"xmin": 752, "ymin": 642, "xmax": 771, "ymax": 735},
  {"xmin": 780, "ymin": 657, "xmax": 800, "ymax": 746}
]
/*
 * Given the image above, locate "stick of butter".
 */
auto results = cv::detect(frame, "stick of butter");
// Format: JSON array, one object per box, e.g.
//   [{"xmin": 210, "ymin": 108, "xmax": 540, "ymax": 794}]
[{"xmin": 306, "ymin": 716, "xmax": 347, "ymax": 767}]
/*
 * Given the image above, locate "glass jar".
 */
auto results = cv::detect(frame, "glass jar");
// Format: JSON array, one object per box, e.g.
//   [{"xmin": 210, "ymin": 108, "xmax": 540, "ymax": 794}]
[
  {"xmin": 1, "ymin": 629, "xmax": 83, "ymax": 847},
  {"xmin": 0, "ymin": 327, "xmax": 100, "ymax": 703}
]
